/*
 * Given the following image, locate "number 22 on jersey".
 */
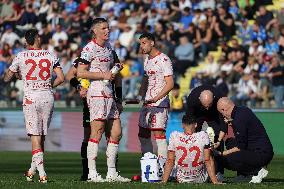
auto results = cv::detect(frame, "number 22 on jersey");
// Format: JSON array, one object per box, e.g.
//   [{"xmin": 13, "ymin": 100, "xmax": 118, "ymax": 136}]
[
  {"xmin": 25, "ymin": 59, "xmax": 51, "ymax": 81},
  {"xmin": 176, "ymin": 146, "xmax": 203, "ymax": 168}
]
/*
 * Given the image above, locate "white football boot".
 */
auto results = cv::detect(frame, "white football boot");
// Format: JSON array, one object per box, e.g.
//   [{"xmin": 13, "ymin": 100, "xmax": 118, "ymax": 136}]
[
  {"xmin": 87, "ymin": 172, "xmax": 105, "ymax": 183},
  {"xmin": 249, "ymin": 168, "xmax": 268, "ymax": 183},
  {"xmin": 106, "ymin": 172, "xmax": 131, "ymax": 182}
]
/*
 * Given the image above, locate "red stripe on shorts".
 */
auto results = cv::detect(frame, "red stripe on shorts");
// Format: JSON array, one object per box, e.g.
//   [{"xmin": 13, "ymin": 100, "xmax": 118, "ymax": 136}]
[
  {"xmin": 154, "ymin": 135, "xmax": 166, "ymax": 139},
  {"xmin": 32, "ymin": 149, "xmax": 43, "ymax": 155}
]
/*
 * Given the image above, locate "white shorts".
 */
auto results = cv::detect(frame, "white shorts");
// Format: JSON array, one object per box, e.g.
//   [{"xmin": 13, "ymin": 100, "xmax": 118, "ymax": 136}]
[
  {"xmin": 138, "ymin": 106, "xmax": 169, "ymax": 131},
  {"xmin": 87, "ymin": 96, "xmax": 119, "ymax": 122},
  {"xmin": 23, "ymin": 91, "xmax": 54, "ymax": 136}
]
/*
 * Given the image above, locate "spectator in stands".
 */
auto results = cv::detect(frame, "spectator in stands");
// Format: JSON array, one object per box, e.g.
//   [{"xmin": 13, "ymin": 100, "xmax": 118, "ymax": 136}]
[
  {"xmin": 249, "ymin": 39, "xmax": 264, "ymax": 56},
  {"xmin": 251, "ymin": 22, "xmax": 267, "ymax": 43},
  {"xmin": 256, "ymin": 6, "xmax": 274, "ymax": 29},
  {"xmin": 267, "ymin": 56, "xmax": 284, "ymax": 108},
  {"xmin": 114, "ymin": 40, "xmax": 128, "ymax": 62},
  {"xmin": 169, "ymin": 83, "xmax": 186, "ymax": 112},
  {"xmin": 237, "ymin": 19, "xmax": 253, "ymax": 47},
  {"xmin": 196, "ymin": 21, "xmax": 213, "ymax": 57},
  {"xmin": 179, "ymin": 7, "xmax": 193, "ymax": 30},
  {"xmin": 0, "ymin": 25, "xmax": 19, "ymax": 47},
  {"xmin": 52, "ymin": 24, "xmax": 68, "ymax": 47},
  {"xmin": 265, "ymin": 36, "xmax": 279, "ymax": 56},
  {"xmin": 215, "ymin": 4, "xmax": 235, "ymax": 40},
  {"xmin": 174, "ymin": 34, "xmax": 195, "ymax": 77},
  {"xmin": 123, "ymin": 59, "xmax": 142, "ymax": 99},
  {"xmin": 279, "ymin": 26, "xmax": 284, "ymax": 57}
]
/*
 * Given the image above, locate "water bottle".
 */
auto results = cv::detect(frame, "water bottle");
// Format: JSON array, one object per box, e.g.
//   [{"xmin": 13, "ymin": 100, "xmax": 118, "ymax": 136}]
[{"xmin": 103, "ymin": 63, "xmax": 123, "ymax": 83}]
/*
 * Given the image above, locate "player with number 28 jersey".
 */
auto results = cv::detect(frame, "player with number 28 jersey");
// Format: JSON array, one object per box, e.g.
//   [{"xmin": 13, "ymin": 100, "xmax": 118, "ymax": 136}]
[{"xmin": 9, "ymin": 48, "xmax": 61, "ymax": 136}]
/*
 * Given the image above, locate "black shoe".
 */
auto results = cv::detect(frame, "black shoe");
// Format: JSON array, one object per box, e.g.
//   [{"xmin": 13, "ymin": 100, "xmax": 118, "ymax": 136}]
[
  {"xmin": 80, "ymin": 175, "xmax": 88, "ymax": 181},
  {"xmin": 232, "ymin": 175, "xmax": 252, "ymax": 183}
]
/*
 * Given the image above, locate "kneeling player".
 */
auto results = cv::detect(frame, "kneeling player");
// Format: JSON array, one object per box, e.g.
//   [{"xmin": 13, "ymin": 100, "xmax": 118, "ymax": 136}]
[{"xmin": 162, "ymin": 115, "xmax": 221, "ymax": 184}]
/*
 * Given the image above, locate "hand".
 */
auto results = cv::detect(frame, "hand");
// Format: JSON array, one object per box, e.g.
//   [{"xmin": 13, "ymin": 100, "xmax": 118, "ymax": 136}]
[
  {"xmin": 116, "ymin": 101, "xmax": 123, "ymax": 114},
  {"xmin": 145, "ymin": 97, "xmax": 159, "ymax": 104},
  {"xmin": 79, "ymin": 88, "xmax": 87, "ymax": 98},
  {"xmin": 15, "ymin": 70, "xmax": 22, "ymax": 80},
  {"xmin": 103, "ymin": 71, "xmax": 115, "ymax": 80},
  {"xmin": 211, "ymin": 148, "xmax": 222, "ymax": 156},
  {"xmin": 213, "ymin": 141, "xmax": 221, "ymax": 149}
]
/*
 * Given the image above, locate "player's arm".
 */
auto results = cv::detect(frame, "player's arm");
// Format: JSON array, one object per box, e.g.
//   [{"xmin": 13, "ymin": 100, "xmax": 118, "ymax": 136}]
[
  {"xmin": 222, "ymin": 147, "xmax": 240, "ymax": 156},
  {"xmin": 161, "ymin": 150, "xmax": 175, "ymax": 183},
  {"xmin": 4, "ymin": 54, "xmax": 20, "ymax": 82},
  {"xmin": 52, "ymin": 67, "xmax": 65, "ymax": 88},
  {"xmin": 147, "ymin": 75, "xmax": 174, "ymax": 103},
  {"xmin": 3, "ymin": 69, "xmax": 16, "ymax": 82},
  {"xmin": 204, "ymin": 148, "xmax": 220, "ymax": 184},
  {"xmin": 77, "ymin": 62, "xmax": 114, "ymax": 81},
  {"xmin": 138, "ymin": 75, "xmax": 148, "ymax": 99}
]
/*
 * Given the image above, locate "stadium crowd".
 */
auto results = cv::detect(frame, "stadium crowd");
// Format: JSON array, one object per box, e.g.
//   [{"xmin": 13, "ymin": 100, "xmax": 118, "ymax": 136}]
[{"xmin": 0, "ymin": 0, "xmax": 284, "ymax": 108}]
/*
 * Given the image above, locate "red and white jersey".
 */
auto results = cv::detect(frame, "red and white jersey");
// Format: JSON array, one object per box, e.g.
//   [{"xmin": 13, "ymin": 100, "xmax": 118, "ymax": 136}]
[
  {"xmin": 144, "ymin": 53, "xmax": 173, "ymax": 107},
  {"xmin": 9, "ymin": 49, "xmax": 61, "ymax": 94},
  {"xmin": 79, "ymin": 39, "xmax": 118, "ymax": 97},
  {"xmin": 168, "ymin": 131, "xmax": 210, "ymax": 183}
]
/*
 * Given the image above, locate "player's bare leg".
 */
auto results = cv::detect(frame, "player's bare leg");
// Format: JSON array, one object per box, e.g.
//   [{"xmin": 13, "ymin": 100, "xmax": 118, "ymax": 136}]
[
  {"xmin": 25, "ymin": 135, "xmax": 47, "ymax": 183},
  {"xmin": 87, "ymin": 120, "xmax": 105, "ymax": 182},
  {"xmin": 81, "ymin": 127, "xmax": 91, "ymax": 181},
  {"xmin": 105, "ymin": 119, "xmax": 130, "ymax": 182},
  {"xmin": 153, "ymin": 130, "xmax": 167, "ymax": 158},
  {"xmin": 138, "ymin": 127, "xmax": 153, "ymax": 155}
]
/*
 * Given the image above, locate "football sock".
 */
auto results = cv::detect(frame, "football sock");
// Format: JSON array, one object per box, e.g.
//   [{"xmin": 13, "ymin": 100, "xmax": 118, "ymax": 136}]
[
  {"xmin": 87, "ymin": 138, "xmax": 99, "ymax": 175},
  {"xmin": 81, "ymin": 142, "xmax": 88, "ymax": 177},
  {"xmin": 106, "ymin": 141, "xmax": 119, "ymax": 175},
  {"xmin": 155, "ymin": 135, "xmax": 167, "ymax": 158},
  {"xmin": 139, "ymin": 137, "xmax": 153, "ymax": 154},
  {"xmin": 32, "ymin": 149, "xmax": 46, "ymax": 177}
]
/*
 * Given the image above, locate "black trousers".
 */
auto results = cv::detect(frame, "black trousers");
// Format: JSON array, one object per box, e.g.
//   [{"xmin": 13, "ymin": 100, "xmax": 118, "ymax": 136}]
[{"xmin": 221, "ymin": 149, "xmax": 274, "ymax": 175}]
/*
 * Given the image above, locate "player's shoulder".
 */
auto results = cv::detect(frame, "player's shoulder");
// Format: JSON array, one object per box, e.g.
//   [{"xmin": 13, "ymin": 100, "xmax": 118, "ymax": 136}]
[
  {"xmin": 83, "ymin": 41, "xmax": 95, "ymax": 51},
  {"xmin": 196, "ymin": 131, "xmax": 209, "ymax": 140},
  {"xmin": 159, "ymin": 53, "xmax": 171, "ymax": 62},
  {"xmin": 170, "ymin": 131, "xmax": 182, "ymax": 139}
]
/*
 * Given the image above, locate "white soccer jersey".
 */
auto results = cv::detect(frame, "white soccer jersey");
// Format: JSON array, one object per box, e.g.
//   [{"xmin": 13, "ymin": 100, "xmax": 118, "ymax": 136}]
[
  {"xmin": 9, "ymin": 48, "xmax": 61, "ymax": 93},
  {"xmin": 144, "ymin": 52, "xmax": 173, "ymax": 107},
  {"xmin": 79, "ymin": 39, "xmax": 118, "ymax": 97},
  {"xmin": 168, "ymin": 131, "xmax": 210, "ymax": 183}
]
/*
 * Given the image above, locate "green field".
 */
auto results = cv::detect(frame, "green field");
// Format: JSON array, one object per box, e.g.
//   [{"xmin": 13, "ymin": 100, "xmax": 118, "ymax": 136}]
[{"xmin": 0, "ymin": 152, "xmax": 283, "ymax": 189}]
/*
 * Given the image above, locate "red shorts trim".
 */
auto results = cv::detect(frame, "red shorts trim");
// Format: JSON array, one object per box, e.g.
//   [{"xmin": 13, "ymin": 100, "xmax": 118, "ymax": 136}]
[
  {"xmin": 154, "ymin": 135, "xmax": 166, "ymax": 139},
  {"xmin": 150, "ymin": 128, "xmax": 165, "ymax": 131},
  {"xmin": 32, "ymin": 149, "xmax": 43, "ymax": 155}
]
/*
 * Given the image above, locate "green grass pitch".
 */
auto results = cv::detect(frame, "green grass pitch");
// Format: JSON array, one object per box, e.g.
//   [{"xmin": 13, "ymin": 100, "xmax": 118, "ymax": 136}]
[{"xmin": 0, "ymin": 152, "xmax": 283, "ymax": 189}]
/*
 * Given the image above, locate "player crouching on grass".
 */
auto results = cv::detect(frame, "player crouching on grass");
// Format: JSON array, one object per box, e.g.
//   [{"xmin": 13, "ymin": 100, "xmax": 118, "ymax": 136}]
[
  {"xmin": 162, "ymin": 115, "xmax": 222, "ymax": 184},
  {"xmin": 4, "ymin": 29, "xmax": 65, "ymax": 183}
]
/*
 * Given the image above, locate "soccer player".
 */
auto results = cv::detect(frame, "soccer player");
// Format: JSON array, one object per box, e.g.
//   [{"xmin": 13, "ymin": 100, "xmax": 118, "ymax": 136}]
[
  {"xmin": 66, "ymin": 58, "xmax": 91, "ymax": 181},
  {"xmin": 3, "ymin": 29, "xmax": 65, "ymax": 183},
  {"xmin": 76, "ymin": 17, "xmax": 130, "ymax": 182},
  {"xmin": 162, "ymin": 115, "xmax": 221, "ymax": 184},
  {"xmin": 137, "ymin": 33, "xmax": 174, "ymax": 158}
]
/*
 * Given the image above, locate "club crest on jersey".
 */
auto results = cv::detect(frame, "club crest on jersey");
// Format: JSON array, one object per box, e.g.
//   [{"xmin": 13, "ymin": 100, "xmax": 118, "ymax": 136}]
[{"xmin": 81, "ymin": 52, "xmax": 89, "ymax": 61}]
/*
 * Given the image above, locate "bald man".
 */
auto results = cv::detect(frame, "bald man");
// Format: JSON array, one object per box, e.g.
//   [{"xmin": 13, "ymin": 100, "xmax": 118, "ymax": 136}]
[
  {"xmin": 216, "ymin": 97, "xmax": 274, "ymax": 183},
  {"xmin": 185, "ymin": 85, "xmax": 226, "ymax": 180}
]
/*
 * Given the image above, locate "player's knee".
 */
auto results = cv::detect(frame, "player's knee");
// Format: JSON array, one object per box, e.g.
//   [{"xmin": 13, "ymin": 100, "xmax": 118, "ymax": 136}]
[{"xmin": 138, "ymin": 127, "xmax": 151, "ymax": 138}]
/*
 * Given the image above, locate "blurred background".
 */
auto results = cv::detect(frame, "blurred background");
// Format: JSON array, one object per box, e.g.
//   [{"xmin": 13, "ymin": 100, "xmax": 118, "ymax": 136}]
[
  {"xmin": 0, "ymin": 0, "xmax": 284, "ymax": 109},
  {"xmin": 0, "ymin": 0, "xmax": 284, "ymax": 153}
]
